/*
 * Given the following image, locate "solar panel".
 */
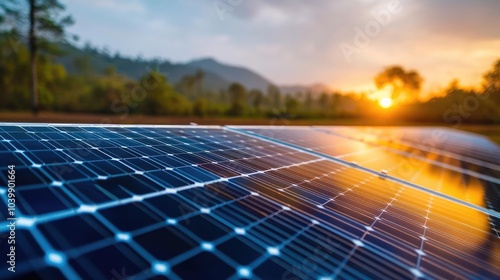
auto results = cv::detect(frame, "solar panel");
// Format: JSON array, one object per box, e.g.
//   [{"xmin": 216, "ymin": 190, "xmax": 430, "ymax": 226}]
[{"xmin": 0, "ymin": 123, "xmax": 498, "ymax": 279}]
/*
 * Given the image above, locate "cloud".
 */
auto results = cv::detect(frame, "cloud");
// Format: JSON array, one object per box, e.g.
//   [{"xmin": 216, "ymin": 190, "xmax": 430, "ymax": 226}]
[
  {"xmin": 66, "ymin": 0, "xmax": 146, "ymax": 14},
  {"xmin": 63, "ymin": 0, "xmax": 500, "ymax": 93},
  {"xmin": 411, "ymin": 0, "xmax": 500, "ymax": 40},
  {"xmin": 95, "ymin": 0, "xmax": 146, "ymax": 14}
]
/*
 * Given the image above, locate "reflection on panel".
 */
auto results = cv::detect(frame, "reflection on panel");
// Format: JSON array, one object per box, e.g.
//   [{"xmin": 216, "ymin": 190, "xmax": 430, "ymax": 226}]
[{"xmin": 0, "ymin": 124, "xmax": 498, "ymax": 280}]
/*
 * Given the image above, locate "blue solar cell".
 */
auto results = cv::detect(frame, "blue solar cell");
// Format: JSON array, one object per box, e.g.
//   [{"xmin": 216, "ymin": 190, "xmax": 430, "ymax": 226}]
[
  {"xmin": 151, "ymin": 144, "xmax": 188, "ymax": 154},
  {"xmin": 127, "ymin": 146, "xmax": 164, "ymax": 156},
  {"xmin": 198, "ymin": 163, "xmax": 241, "ymax": 178},
  {"xmin": 217, "ymin": 160, "xmax": 258, "ymax": 174},
  {"xmin": 174, "ymin": 166, "xmax": 219, "ymax": 183},
  {"xmin": 86, "ymin": 160, "xmax": 134, "ymax": 176},
  {"xmin": 149, "ymin": 154, "xmax": 190, "ymax": 168},
  {"xmin": 67, "ymin": 181, "xmax": 115, "ymax": 204},
  {"xmin": 253, "ymin": 256, "xmax": 298, "ymax": 279},
  {"xmin": 0, "ymin": 229, "xmax": 44, "ymax": 265},
  {"xmin": 135, "ymin": 226, "xmax": 197, "ymax": 261},
  {"xmin": 69, "ymin": 243, "xmax": 149, "ymax": 280},
  {"xmin": 146, "ymin": 170, "xmax": 193, "ymax": 188},
  {"xmin": 11, "ymin": 267, "xmax": 66, "ymax": 280},
  {"xmin": 63, "ymin": 148, "xmax": 108, "ymax": 161},
  {"xmin": 17, "ymin": 187, "xmax": 77, "ymax": 215},
  {"xmin": 4, "ymin": 132, "xmax": 37, "ymax": 141},
  {"xmin": 9, "ymin": 139, "xmax": 50, "ymax": 151},
  {"xmin": 100, "ymin": 203, "xmax": 163, "ymax": 232},
  {"xmin": 0, "ymin": 166, "xmax": 51, "ymax": 187},
  {"xmin": 144, "ymin": 193, "xmax": 197, "ymax": 219},
  {"xmin": 11, "ymin": 153, "xmax": 35, "ymax": 167},
  {"xmin": 218, "ymin": 236, "xmax": 266, "ymax": 265},
  {"xmin": 42, "ymin": 163, "xmax": 95, "ymax": 181},
  {"xmin": 38, "ymin": 214, "xmax": 114, "ymax": 250},
  {"xmin": 173, "ymin": 252, "xmax": 235, "ymax": 279},
  {"xmin": 178, "ymin": 214, "xmax": 232, "ymax": 242},
  {"xmin": 19, "ymin": 126, "xmax": 53, "ymax": 133},
  {"xmin": 122, "ymin": 158, "xmax": 162, "ymax": 172},
  {"xmin": 173, "ymin": 152, "xmax": 213, "ymax": 165}
]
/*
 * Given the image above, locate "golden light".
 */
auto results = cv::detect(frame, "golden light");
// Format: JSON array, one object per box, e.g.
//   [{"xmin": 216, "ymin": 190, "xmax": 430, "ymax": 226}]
[{"xmin": 379, "ymin": 97, "xmax": 393, "ymax": 108}]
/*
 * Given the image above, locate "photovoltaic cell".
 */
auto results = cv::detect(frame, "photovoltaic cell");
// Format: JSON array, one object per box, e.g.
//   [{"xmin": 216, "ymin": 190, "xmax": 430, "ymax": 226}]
[{"xmin": 0, "ymin": 124, "xmax": 498, "ymax": 280}]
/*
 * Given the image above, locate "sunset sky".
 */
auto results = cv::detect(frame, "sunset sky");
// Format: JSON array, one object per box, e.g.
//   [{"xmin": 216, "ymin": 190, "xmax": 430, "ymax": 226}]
[{"xmin": 63, "ymin": 0, "xmax": 500, "ymax": 96}]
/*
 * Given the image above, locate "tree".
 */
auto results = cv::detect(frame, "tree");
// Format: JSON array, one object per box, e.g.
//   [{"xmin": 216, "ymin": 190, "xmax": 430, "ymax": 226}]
[
  {"xmin": 103, "ymin": 66, "xmax": 116, "ymax": 76},
  {"xmin": 194, "ymin": 70, "xmax": 205, "ymax": 98},
  {"xmin": 1, "ymin": 0, "xmax": 73, "ymax": 114},
  {"xmin": 138, "ymin": 71, "xmax": 191, "ymax": 116},
  {"xmin": 267, "ymin": 85, "xmax": 282, "ymax": 110},
  {"xmin": 248, "ymin": 89, "xmax": 264, "ymax": 113},
  {"xmin": 285, "ymin": 95, "xmax": 300, "ymax": 116},
  {"xmin": 374, "ymin": 65, "xmax": 423, "ymax": 103},
  {"xmin": 0, "ymin": 32, "xmax": 31, "ymax": 110},
  {"xmin": 193, "ymin": 98, "xmax": 208, "ymax": 117},
  {"xmin": 73, "ymin": 55, "xmax": 92, "ymax": 76},
  {"xmin": 318, "ymin": 93, "xmax": 330, "ymax": 115},
  {"xmin": 304, "ymin": 92, "xmax": 313, "ymax": 112},
  {"xmin": 482, "ymin": 59, "xmax": 500, "ymax": 114},
  {"xmin": 227, "ymin": 83, "xmax": 246, "ymax": 116},
  {"xmin": 483, "ymin": 59, "xmax": 500, "ymax": 92},
  {"xmin": 179, "ymin": 74, "xmax": 196, "ymax": 99}
]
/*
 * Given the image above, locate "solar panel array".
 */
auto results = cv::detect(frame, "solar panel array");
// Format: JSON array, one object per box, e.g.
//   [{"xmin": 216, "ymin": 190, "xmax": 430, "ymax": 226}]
[{"xmin": 0, "ymin": 124, "xmax": 499, "ymax": 280}]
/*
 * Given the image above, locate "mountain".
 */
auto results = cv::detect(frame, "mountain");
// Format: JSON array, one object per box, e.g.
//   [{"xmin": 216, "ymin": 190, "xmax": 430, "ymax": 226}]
[
  {"xmin": 186, "ymin": 58, "xmax": 274, "ymax": 91},
  {"xmin": 279, "ymin": 83, "xmax": 333, "ymax": 95},
  {"xmin": 55, "ymin": 44, "xmax": 232, "ymax": 91},
  {"xmin": 54, "ymin": 45, "xmax": 274, "ymax": 92}
]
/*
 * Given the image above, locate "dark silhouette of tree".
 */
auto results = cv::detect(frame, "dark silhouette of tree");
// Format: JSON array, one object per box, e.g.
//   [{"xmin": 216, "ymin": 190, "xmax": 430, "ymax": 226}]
[{"xmin": 375, "ymin": 65, "xmax": 423, "ymax": 103}]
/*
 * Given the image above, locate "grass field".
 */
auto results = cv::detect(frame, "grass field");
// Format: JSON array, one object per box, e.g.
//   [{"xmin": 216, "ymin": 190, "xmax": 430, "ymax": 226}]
[{"xmin": 1, "ymin": 111, "xmax": 499, "ymax": 145}]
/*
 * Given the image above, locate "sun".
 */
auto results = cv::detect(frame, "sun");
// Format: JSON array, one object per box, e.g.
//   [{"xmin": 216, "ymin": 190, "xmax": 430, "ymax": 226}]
[{"xmin": 379, "ymin": 97, "xmax": 393, "ymax": 109}]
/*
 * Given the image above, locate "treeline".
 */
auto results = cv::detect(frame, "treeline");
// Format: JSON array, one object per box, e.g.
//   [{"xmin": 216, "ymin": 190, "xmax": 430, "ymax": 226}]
[
  {"xmin": 0, "ymin": 32, "xmax": 376, "ymax": 119},
  {"xmin": 395, "ymin": 79, "xmax": 500, "ymax": 124},
  {"xmin": 0, "ymin": 31, "xmax": 499, "ymax": 123}
]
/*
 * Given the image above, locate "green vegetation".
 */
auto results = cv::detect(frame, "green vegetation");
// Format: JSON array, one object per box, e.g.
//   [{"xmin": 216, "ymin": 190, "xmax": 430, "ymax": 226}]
[
  {"xmin": 1, "ymin": 0, "xmax": 74, "ymax": 114},
  {"xmin": 0, "ymin": 2, "xmax": 499, "ymax": 124}
]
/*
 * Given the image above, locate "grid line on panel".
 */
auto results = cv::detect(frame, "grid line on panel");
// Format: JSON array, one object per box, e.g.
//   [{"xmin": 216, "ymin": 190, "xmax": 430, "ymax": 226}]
[
  {"xmin": 225, "ymin": 126, "xmax": 500, "ymax": 279},
  {"xmin": 226, "ymin": 126, "xmax": 500, "ymax": 219},
  {"xmin": 0, "ymin": 124, "xmax": 499, "ymax": 280}
]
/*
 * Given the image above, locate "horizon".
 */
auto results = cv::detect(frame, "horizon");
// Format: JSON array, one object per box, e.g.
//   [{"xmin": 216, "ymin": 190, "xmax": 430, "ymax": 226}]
[{"xmin": 63, "ymin": 0, "xmax": 500, "ymax": 96}]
